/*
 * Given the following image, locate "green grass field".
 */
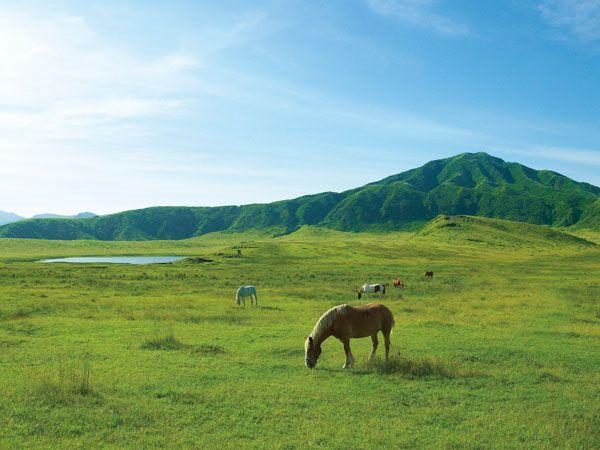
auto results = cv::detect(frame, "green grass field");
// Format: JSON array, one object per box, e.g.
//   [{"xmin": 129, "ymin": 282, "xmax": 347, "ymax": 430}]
[{"xmin": 0, "ymin": 219, "xmax": 598, "ymax": 448}]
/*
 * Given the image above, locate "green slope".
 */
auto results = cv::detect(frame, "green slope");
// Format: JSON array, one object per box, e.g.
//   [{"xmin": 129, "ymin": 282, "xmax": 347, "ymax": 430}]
[
  {"xmin": 413, "ymin": 215, "xmax": 596, "ymax": 248},
  {"xmin": 1, "ymin": 152, "xmax": 598, "ymax": 240}
]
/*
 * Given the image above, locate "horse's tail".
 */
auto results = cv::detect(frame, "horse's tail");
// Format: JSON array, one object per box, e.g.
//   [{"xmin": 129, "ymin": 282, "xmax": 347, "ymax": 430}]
[
  {"xmin": 386, "ymin": 305, "xmax": 395, "ymax": 332},
  {"xmin": 378, "ymin": 305, "xmax": 394, "ymax": 338}
]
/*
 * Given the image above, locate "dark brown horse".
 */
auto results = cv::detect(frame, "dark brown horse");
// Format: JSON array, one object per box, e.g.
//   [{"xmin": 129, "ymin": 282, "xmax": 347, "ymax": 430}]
[
  {"xmin": 424, "ymin": 271, "xmax": 433, "ymax": 278},
  {"xmin": 305, "ymin": 303, "xmax": 395, "ymax": 369}
]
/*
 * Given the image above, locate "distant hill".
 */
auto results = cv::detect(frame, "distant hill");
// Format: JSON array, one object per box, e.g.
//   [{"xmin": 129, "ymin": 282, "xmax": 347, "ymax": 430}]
[
  {"xmin": 32, "ymin": 212, "xmax": 97, "ymax": 219},
  {"xmin": 0, "ymin": 152, "xmax": 598, "ymax": 240},
  {"xmin": 413, "ymin": 215, "xmax": 596, "ymax": 248},
  {"xmin": 0, "ymin": 211, "xmax": 24, "ymax": 226}
]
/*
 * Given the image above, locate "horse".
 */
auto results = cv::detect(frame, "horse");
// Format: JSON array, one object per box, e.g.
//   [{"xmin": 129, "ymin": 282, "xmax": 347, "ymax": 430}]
[
  {"xmin": 304, "ymin": 303, "xmax": 395, "ymax": 369},
  {"xmin": 424, "ymin": 271, "xmax": 433, "ymax": 278},
  {"xmin": 357, "ymin": 283, "xmax": 385, "ymax": 300},
  {"xmin": 392, "ymin": 278, "xmax": 405, "ymax": 289},
  {"xmin": 235, "ymin": 285, "xmax": 257, "ymax": 306}
]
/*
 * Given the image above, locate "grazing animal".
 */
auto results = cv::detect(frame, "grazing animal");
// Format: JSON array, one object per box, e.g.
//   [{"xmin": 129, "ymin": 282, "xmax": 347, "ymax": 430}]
[
  {"xmin": 424, "ymin": 271, "xmax": 434, "ymax": 279},
  {"xmin": 357, "ymin": 283, "xmax": 385, "ymax": 300},
  {"xmin": 392, "ymin": 278, "xmax": 405, "ymax": 289},
  {"xmin": 235, "ymin": 285, "xmax": 257, "ymax": 306},
  {"xmin": 304, "ymin": 303, "xmax": 395, "ymax": 369}
]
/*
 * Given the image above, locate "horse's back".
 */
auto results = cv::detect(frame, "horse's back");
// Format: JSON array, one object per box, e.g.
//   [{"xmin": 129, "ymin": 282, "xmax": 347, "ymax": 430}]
[
  {"xmin": 237, "ymin": 285, "xmax": 256, "ymax": 296},
  {"xmin": 362, "ymin": 283, "xmax": 383, "ymax": 293},
  {"xmin": 364, "ymin": 303, "xmax": 394, "ymax": 329},
  {"xmin": 340, "ymin": 303, "xmax": 394, "ymax": 337}
]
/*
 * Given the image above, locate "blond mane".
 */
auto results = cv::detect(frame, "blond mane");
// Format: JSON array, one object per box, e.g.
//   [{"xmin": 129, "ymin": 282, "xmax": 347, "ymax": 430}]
[{"xmin": 310, "ymin": 304, "xmax": 350, "ymax": 340}]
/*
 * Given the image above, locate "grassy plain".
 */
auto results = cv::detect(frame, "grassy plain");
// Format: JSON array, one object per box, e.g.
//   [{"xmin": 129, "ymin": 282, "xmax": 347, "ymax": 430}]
[{"xmin": 0, "ymin": 219, "xmax": 598, "ymax": 448}]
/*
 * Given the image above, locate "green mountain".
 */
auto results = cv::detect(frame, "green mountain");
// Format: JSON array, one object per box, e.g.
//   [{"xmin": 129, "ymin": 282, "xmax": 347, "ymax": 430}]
[{"xmin": 1, "ymin": 152, "xmax": 598, "ymax": 240}]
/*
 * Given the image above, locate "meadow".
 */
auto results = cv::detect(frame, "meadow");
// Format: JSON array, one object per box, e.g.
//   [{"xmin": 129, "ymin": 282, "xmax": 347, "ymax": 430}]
[{"xmin": 0, "ymin": 219, "xmax": 598, "ymax": 448}]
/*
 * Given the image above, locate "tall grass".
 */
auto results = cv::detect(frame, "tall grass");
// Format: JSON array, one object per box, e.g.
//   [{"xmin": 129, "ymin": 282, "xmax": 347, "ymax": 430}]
[
  {"xmin": 31, "ymin": 358, "xmax": 95, "ymax": 405},
  {"xmin": 364, "ymin": 351, "xmax": 478, "ymax": 378},
  {"xmin": 141, "ymin": 329, "xmax": 186, "ymax": 350}
]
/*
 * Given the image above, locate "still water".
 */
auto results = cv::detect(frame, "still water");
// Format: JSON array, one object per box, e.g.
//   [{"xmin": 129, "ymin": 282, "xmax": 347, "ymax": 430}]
[{"xmin": 38, "ymin": 256, "xmax": 187, "ymax": 265}]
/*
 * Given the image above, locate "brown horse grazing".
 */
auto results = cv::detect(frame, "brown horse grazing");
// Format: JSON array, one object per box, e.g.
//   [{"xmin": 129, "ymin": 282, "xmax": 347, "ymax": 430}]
[
  {"xmin": 305, "ymin": 303, "xmax": 395, "ymax": 369},
  {"xmin": 424, "ymin": 271, "xmax": 433, "ymax": 278},
  {"xmin": 392, "ymin": 278, "xmax": 405, "ymax": 289}
]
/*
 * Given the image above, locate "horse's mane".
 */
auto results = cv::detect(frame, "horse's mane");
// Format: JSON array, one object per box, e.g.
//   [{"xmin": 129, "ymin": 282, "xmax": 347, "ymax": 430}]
[{"xmin": 310, "ymin": 304, "xmax": 350, "ymax": 340}]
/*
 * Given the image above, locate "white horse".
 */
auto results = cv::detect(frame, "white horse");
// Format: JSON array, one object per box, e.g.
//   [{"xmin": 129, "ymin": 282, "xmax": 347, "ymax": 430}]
[
  {"xmin": 357, "ymin": 283, "xmax": 385, "ymax": 300},
  {"xmin": 236, "ymin": 285, "xmax": 258, "ymax": 306}
]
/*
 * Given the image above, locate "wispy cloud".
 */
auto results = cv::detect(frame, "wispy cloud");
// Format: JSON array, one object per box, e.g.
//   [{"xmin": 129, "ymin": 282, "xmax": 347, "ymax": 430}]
[
  {"xmin": 539, "ymin": 0, "xmax": 600, "ymax": 42},
  {"xmin": 0, "ymin": 10, "xmax": 197, "ymax": 145},
  {"xmin": 363, "ymin": 0, "xmax": 470, "ymax": 36},
  {"xmin": 0, "ymin": 8, "xmax": 270, "ymax": 147},
  {"xmin": 506, "ymin": 146, "xmax": 600, "ymax": 167}
]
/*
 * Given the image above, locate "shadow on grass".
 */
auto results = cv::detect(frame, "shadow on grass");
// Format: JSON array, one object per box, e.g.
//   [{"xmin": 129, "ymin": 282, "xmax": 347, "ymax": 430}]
[
  {"xmin": 0, "ymin": 305, "xmax": 54, "ymax": 321},
  {"xmin": 256, "ymin": 305, "xmax": 283, "ymax": 311},
  {"xmin": 193, "ymin": 343, "xmax": 226, "ymax": 355},
  {"xmin": 141, "ymin": 330, "xmax": 226, "ymax": 355},
  {"xmin": 141, "ymin": 332, "xmax": 186, "ymax": 350},
  {"xmin": 352, "ymin": 352, "xmax": 480, "ymax": 378},
  {"xmin": 185, "ymin": 315, "xmax": 249, "ymax": 325}
]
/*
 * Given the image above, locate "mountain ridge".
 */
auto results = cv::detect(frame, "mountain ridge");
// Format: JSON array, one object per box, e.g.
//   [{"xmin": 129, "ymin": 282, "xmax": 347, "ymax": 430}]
[
  {"xmin": 0, "ymin": 211, "xmax": 24, "ymax": 227},
  {"xmin": 1, "ymin": 152, "xmax": 598, "ymax": 240},
  {"xmin": 32, "ymin": 212, "xmax": 97, "ymax": 220}
]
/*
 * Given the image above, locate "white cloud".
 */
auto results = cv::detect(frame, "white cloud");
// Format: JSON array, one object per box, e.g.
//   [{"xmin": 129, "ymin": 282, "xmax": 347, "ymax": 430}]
[
  {"xmin": 539, "ymin": 0, "xmax": 600, "ymax": 42},
  {"xmin": 0, "ymin": 9, "xmax": 200, "ymax": 148},
  {"xmin": 506, "ymin": 146, "xmax": 600, "ymax": 167},
  {"xmin": 364, "ymin": 0, "xmax": 470, "ymax": 36}
]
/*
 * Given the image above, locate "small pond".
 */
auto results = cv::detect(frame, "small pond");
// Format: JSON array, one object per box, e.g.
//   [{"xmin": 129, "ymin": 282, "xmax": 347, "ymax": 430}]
[{"xmin": 38, "ymin": 256, "xmax": 187, "ymax": 265}]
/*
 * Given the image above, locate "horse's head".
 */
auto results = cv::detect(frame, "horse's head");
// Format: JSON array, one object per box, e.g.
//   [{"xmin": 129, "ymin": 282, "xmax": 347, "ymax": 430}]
[
  {"xmin": 304, "ymin": 336, "xmax": 321, "ymax": 369},
  {"xmin": 235, "ymin": 296, "xmax": 240, "ymax": 305}
]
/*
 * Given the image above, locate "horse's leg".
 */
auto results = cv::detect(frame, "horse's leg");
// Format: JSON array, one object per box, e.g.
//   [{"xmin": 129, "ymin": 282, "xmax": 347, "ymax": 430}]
[
  {"xmin": 254, "ymin": 294, "xmax": 258, "ymax": 306},
  {"xmin": 383, "ymin": 331, "xmax": 391, "ymax": 364},
  {"xmin": 342, "ymin": 337, "xmax": 354, "ymax": 369},
  {"xmin": 369, "ymin": 333, "xmax": 378, "ymax": 361}
]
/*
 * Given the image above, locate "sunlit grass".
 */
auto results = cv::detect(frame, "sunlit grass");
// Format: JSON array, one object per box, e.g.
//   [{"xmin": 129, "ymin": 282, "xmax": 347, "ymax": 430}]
[{"xmin": 0, "ymin": 225, "xmax": 598, "ymax": 448}]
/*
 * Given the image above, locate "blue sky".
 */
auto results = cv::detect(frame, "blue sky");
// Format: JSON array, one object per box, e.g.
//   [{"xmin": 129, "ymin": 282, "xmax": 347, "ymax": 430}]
[{"xmin": 1, "ymin": 0, "xmax": 599, "ymax": 216}]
